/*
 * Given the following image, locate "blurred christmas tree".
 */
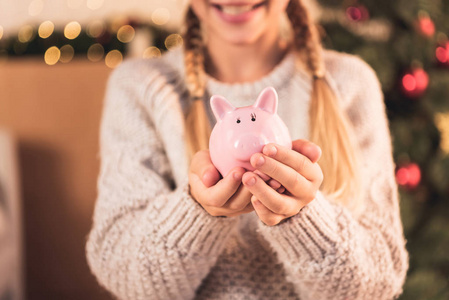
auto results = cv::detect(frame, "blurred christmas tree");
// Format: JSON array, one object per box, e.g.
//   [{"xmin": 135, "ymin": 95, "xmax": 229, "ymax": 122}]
[{"xmin": 316, "ymin": 0, "xmax": 449, "ymax": 298}]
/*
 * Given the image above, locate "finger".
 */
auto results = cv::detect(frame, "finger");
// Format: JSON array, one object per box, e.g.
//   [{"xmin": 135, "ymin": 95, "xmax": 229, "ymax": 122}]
[
  {"xmin": 190, "ymin": 150, "xmax": 221, "ymax": 187},
  {"xmin": 250, "ymin": 153, "xmax": 316, "ymax": 198},
  {"xmin": 253, "ymin": 169, "xmax": 271, "ymax": 181},
  {"xmin": 243, "ymin": 172, "xmax": 303, "ymax": 215},
  {"xmin": 291, "ymin": 139, "xmax": 322, "ymax": 163},
  {"xmin": 223, "ymin": 201, "xmax": 255, "ymax": 217},
  {"xmin": 193, "ymin": 166, "xmax": 246, "ymax": 207},
  {"xmin": 260, "ymin": 144, "xmax": 322, "ymax": 183},
  {"xmin": 277, "ymin": 186, "xmax": 285, "ymax": 194},
  {"xmin": 222, "ymin": 184, "xmax": 253, "ymax": 211},
  {"xmin": 251, "ymin": 196, "xmax": 285, "ymax": 226},
  {"xmin": 204, "ymin": 200, "xmax": 254, "ymax": 217},
  {"xmin": 268, "ymin": 179, "xmax": 281, "ymax": 190}
]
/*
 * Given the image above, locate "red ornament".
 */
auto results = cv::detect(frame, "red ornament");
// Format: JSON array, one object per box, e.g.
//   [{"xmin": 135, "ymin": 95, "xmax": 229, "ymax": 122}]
[
  {"xmin": 396, "ymin": 163, "xmax": 421, "ymax": 189},
  {"xmin": 401, "ymin": 68, "xmax": 429, "ymax": 97},
  {"xmin": 346, "ymin": 5, "xmax": 370, "ymax": 22},
  {"xmin": 436, "ymin": 42, "xmax": 449, "ymax": 65}
]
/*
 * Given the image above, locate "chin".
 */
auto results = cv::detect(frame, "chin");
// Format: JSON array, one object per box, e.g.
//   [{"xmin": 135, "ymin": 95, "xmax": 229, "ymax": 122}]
[
  {"xmin": 215, "ymin": 25, "xmax": 266, "ymax": 46},
  {"xmin": 222, "ymin": 34, "xmax": 261, "ymax": 46}
]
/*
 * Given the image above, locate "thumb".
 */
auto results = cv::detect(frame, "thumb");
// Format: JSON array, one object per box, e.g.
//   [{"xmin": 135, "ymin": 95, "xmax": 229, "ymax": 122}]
[{"xmin": 190, "ymin": 150, "xmax": 221, "ymax": 188}]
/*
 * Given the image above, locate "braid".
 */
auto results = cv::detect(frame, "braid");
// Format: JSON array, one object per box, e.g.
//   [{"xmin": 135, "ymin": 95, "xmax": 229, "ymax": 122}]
[
  {"xmin": 183, "ymin": 7, "xmax": 212, "ymax": 162},
  {"xmin": 184, "ymin": 7, "xmax": 206, "ymax": 99},
  {"xmin": 287, "ymin": 0, "xmax": 362, "ymax": 211},
  {"xmin": 286, "ymin": 0, "xmax": 324, "ymax": 78}
]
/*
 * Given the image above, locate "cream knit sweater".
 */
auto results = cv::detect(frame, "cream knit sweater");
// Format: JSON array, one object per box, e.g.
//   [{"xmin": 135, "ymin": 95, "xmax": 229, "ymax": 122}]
[{"xmin": 86, "ymin": 47, "xmax": 409, "ymax": 300}]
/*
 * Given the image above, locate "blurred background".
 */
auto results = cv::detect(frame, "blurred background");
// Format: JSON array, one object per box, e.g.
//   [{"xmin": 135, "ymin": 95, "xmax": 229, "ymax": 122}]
[{"xmin": 0, "ymin": 0, "xmax": 448, "ymax": 299}]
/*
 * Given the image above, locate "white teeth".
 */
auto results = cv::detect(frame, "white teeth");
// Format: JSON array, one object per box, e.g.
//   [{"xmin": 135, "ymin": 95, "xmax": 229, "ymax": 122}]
[{"xmin": 221, "ymin": 5, "xmax": 254, "ymax": 15}]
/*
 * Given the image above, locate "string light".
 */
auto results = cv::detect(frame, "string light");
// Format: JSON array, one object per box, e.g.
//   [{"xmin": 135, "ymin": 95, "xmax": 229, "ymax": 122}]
[
  {"xmin": 38, "ymin": 21, "xmax": 55, "ymax": 39},
  {"xmin": 143, "ymin": 46, "xmax": 161, "ymax": 59},
  {"xmin": 165, "ymin": 34, "xmax": 183, "ymax": 50},
  {"xmin": 87, "ymin": 0, "xmax": 104, "ymax": 10},
  {"xmin": 64, "ymin": 21, "xmax": 81, "ymax": 40},
  {"xmin": 18, "ymin": 25, "xmax": 35, "ymax": 43},
  {"xmin": 87, "ymin": 20, "xmax": 105, "ymax": 38},
  {"xmin": 87, "ymin": 43, "xmax": 104, "ymax": 62},
  {"xmin": 117, "ymin": 25, "xmax": 135, "ymax": 43},
  {"xmin": 28, "ymin": 0, "xmax": 44, "ymax": 16},
  {"xmin": 105, "ymin": 50, "xmax": 123, "ymax": 68},
  {"xmin": 152, "ymin": 8, "xmax": 170, "ymax": 26},
  {"xmin": 60, "ymin": 45, "xmax": 75, "ymax": 63},
  {"xmin": 45, "ymin": 46, "xmax": 61, "ymax": 65}
]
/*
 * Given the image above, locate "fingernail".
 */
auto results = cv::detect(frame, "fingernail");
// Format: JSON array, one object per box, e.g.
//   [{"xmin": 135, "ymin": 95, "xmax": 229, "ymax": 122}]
[
  {"xmin": 202, "ymin": 171, "xmax": 211, "ymax": 183},
  {"xmin": 264, "ymin": 145, "xmax": 277, "ymax": 157},
  {"xmin": 256, "ymin": 156, "xmax": 265, "ymax": 167},
  {"xmin": 246, "ymin": 176, "xmax": 256, "ymax": 186},
  {"xmin": 233, "ymin": 172, "xmax": 242, "ymax": 181}
]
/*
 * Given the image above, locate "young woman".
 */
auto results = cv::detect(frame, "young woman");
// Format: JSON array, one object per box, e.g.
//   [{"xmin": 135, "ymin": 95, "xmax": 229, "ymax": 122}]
[{"xmin": 86, "ymin": 0, "xmax": 409, "ymax": 299}]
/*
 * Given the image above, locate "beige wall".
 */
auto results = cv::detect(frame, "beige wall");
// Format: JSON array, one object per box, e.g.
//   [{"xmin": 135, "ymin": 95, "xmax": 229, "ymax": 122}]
[{"xmin": 0, "ymin": 58, "xmax": 113, "ymax": 300}]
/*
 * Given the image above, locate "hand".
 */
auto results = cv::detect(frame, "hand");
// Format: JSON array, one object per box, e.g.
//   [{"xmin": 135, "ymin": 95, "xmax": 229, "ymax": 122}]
[
  {"xmin": 188, "ymin": 150, "xmax": 254, "ymax": 217},
  {"xmin": 242, "ymin": 140, "xmax": 323, "ymax": 226}
]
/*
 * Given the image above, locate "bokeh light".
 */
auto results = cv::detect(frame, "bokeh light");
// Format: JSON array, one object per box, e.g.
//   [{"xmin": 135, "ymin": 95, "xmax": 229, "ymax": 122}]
[
  {"xmin": 18, "ymin": 25, "xmax": 35, "ymax": 43},
  {"xmin": 346, "ymin": 5, "xmax": 369, "ymax": 22},
  {"xmin": 110, "ymin": 16, "xmax": 128, "ymax": 33},
  {"xmin": 60, "ymin": 45, "xmax": 75, "ymax": 63},
  {"xmin": 165, "ymin": 34, "xmax": 183, "ymax": 50},
  {"xmin": 143, "ymin": 46, "xmax": 162, "ymax": 59},
  {"xmin": 45, "ymin": 46, "xmax": 61, "ymax": 65},
  {"xmin": 87, "ymin": 0, "xmax": 104, "ymax": 10},
  {"xmin": 402, "ymin": 74, "xmax": 416, "ymax": 92},
  {"xmin": 435, "ymin": 113, "xmax": 449, "ymax": 154},
  {"xmin": 64, "ymin": 21, "xmax": 82, "ymax": 40},
  {"xmin": 87, "ymin": 43, "xmax": 104, "ymax": 62},
  {"xmin": 105, "ymin": 50, "xmax": 123, "ymax": 68},
  {"xmin": 402, "ymin": 69, "xmax": 429, "ymax": 97},
  {"xmin": 117, "ymin": 25, "xmax": 135, "ymax": 43},
  {"xmin": 436, "ymin": 43, "xmax": 449, "ymax": 64},
  {"xmin": 38, "ymin": 21, "xmax": 55, "ymax": 39},
  {"xmin": 87, "ymin": 20, "xmax": 105, "ymax": 38},
  {"xmin": 396, "ymin": 163, "xmax": 421, "ymax": 189},
  {"xmin": 152, "ymin": 8, "xmax": 170, "ymax": 26},
  {"xmin": 28, "ymin": 0, "xmax": 44, "ymax": 16}
]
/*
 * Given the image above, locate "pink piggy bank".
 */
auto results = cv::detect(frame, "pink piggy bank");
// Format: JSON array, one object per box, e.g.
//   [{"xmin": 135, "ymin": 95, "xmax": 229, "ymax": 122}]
[{"xmin": 209, "ymin": 87, "xmax": 292, "ymax": 178}]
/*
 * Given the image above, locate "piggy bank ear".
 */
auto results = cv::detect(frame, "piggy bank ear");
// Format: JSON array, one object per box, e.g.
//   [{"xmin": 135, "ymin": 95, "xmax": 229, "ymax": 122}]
[
  {"xmin": 210, "ymin": 95, "xmax": 235, "ymax": 121},
  {"xmin": 253, "ymin": 87, "xmax": 278, "ymax": 114}
]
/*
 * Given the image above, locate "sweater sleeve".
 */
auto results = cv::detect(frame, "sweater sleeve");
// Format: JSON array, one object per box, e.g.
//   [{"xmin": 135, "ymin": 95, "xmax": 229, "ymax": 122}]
[
  {"xmin": 256, "ymin": 54, "xmax": 409, "ymax": 300},
  {"xmin": 85, "ymin": 60, "xmax": 239, "ymax": 300}
]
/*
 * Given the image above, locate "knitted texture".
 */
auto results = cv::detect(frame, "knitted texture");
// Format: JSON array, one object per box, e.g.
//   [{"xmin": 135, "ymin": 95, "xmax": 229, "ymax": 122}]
[{"xmin": 86, "ymin": 47, "xmax": 409, "ymax": 300}]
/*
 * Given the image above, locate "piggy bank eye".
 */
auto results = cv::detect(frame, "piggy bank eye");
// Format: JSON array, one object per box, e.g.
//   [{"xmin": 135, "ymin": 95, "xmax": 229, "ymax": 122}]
[
  {"xmin": 251, "ymin": 113, "xmax": 256, "ymax": 122},
  {"xmin": 236, "ymin": 118, "xmax": 241, "ymax": 124}
]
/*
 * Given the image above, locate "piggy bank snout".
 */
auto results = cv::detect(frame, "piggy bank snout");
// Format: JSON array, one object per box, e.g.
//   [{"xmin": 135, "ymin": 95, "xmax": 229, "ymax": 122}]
[{"xmin": 233, "ymin": 134, "xmax": 266, "ymax": 161}]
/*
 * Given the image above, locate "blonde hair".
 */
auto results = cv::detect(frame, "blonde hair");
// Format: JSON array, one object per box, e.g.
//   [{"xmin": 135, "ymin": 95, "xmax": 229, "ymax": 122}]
[{"xmin": 182, "ymin": 1, "xmax": 363, "ymax": 211}]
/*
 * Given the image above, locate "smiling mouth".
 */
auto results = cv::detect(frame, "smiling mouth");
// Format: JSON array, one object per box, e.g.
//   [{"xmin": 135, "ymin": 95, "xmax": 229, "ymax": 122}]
[{"xmin": 211, "ymin": 1, "xmax": 267, "ymax": 15}]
